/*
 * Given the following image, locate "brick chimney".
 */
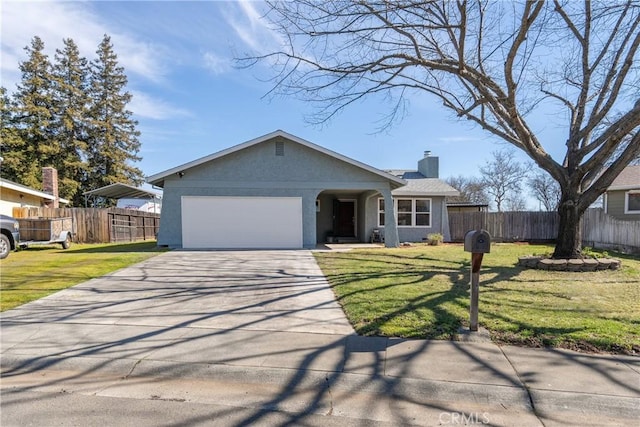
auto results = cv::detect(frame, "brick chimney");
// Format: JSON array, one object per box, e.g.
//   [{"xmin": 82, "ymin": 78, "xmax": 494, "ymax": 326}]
[
  {"xmin": 417, "ymin": 151, "xmax": 439, "ymax": 178},
  {"xmin": 42, "ymin": 167, "xmax": 59, "ymax": 208}
]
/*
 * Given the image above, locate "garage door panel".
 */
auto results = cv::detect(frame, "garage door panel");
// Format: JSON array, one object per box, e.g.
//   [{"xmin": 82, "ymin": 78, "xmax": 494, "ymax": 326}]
[{"xmin": 182, "ymin": 196, "xmax": 303, "ymax": 249}]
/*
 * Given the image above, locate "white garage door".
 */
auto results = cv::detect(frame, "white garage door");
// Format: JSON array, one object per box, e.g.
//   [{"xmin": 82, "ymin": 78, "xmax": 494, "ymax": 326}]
[{"xmin": 181, "ymin": 196, "xmax": 303, "ymax": 249}]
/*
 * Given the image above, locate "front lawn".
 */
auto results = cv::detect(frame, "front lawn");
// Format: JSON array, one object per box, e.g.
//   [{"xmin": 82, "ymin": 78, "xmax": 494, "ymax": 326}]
[
  {"xmin": 0, "ymin": 241, "xmax": 168, "ymax": 311},
  {"xmin": 314, "ymin": 244, "xmax": 640, "ymax": 354}
]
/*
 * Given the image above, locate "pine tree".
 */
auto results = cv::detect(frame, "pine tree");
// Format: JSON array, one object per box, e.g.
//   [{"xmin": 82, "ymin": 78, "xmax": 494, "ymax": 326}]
[
  {"xmin": 51, "ymin": 38, "xmax": 90, "ymax": 204},
  {"xmin": 86, "ymin": 34, "xmax": 143, "ymax": 196},
  {"xmin": 0, "ymin": 87, "xmax": 27, "ymax": 182},
  {"xmin": 10, "ymin": 36, "xmax": 57, "ymax": 189}
]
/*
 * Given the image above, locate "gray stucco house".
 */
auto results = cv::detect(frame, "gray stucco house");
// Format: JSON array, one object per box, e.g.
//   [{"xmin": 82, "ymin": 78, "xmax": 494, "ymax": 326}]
[
  {"xmin": 604, "ymin": 165, "xmax": 640, "ymax": 221},
  {"xmin": 147, "ymin": 130, "xmax": 459, "ymax": 249}
]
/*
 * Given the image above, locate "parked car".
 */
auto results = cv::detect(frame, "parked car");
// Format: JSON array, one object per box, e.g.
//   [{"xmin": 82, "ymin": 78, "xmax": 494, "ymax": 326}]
[{"xmin": 0, "ymin": 214, "xmax": 20, "ymax": 259}]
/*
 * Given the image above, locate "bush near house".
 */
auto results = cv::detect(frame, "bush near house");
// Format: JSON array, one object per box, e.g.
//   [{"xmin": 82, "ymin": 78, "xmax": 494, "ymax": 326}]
[
  {"xmin": 314, "ymin": 243, "xmax": 640, "ymax": 354},
  {"xmin": 426, "ymin": 233, "xmax": 443, "ymax": 245}
]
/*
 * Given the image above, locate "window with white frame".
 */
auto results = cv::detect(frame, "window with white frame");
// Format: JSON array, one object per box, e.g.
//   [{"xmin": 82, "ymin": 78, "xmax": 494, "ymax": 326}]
[
  {"xmin": 397, "ymin": 199, "xmax": 413, "ymax": 226},
  {"xmin": 378, "ymin": 198, "xmax": 431, "ymax": 227},
  {"xmin": 625, "ymin": 191, "xmax": 640, "ymax": 214},
  {"xmin": 415, "ymin": 199, "xmax": 431, "ymax": 225}
]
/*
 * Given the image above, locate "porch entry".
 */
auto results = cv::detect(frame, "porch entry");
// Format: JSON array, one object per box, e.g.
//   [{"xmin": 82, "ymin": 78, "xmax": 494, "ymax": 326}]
[{"xmin": 333, "ymin": 199, "xmax": 356, "ymax": 238}]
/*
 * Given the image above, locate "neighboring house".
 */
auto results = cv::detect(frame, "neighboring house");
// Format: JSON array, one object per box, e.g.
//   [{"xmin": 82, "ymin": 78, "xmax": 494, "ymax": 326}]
[
  {"xmin": 147, "ymin": 130, "xmax": 459, "ymax": 249},
  {"xmin": 0, "ymin": 168, "xmax": 69, "ymax": 216},
  {"xmin": 604, "ymin": 165, "xmax": 640, "ymax": 221},
  {"xmin": 116, "ymin": 198, "xmax": 162, "ymax": 213}
]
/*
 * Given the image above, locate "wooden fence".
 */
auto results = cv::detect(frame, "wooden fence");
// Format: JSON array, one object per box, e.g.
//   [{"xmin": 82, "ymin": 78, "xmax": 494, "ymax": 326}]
[
  {"xmin": 12, "ymin": 207, "xmax": 160, "ymax": 244},
  {"xmin": 449, "ymin": 209, "xmax": 640, "ymax": 253},
  {"xmin": 581, "ymin": 208, "xmax": 640, "ymax": 254},
  {"xmin": 449, "ymin": 211, "xmax": 558, "ymax": 242}
]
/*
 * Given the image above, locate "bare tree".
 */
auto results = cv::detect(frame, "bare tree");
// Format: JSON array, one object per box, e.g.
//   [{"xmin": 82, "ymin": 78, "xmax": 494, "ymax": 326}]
[
  {"xmin": 529, "ymin": 170, "xmax": 561, "ymax": 211},
  {"xmin": 479, "ymin": 150, "xmax": 527, "ymax": 212},
  {"xmin": 609, "ymin": 134, "xmax": 640, "ymax": 166},
  {"xmin": 445, "ymin": 175, "xmax": 489, "ymax": 205},
  {"xmin": 505, "ymin": 193, "xmax": 528, "ymax": 212},
  {"xmin": 243, "ymin": 0, "xmax": 640, "ymax": 258}
]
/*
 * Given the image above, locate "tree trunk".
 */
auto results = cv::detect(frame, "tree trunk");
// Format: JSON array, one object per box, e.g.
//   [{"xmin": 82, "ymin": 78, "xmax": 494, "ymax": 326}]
[{"xmin": 553, "ymin": 200, "xmax": 583, "ymax": 259}]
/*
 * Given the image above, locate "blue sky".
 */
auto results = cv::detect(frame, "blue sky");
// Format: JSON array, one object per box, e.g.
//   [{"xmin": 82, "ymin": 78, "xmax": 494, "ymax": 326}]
[{"xmin": 2, "ymin": 1, "xmax": 567, "ymax": 208}]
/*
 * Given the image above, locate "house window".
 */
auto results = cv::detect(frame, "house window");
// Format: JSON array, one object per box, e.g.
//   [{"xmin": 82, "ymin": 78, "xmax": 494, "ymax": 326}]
[
  {"xmin": 625, "ymin": 191, "xmax": 640, "ymax": 214},
  {"xmin": 397, "ymin": 199, "xmax": 413, "ymax": 226},
  {"xmin": 378, "ymin": 198, "xmax": 432, "ymax": 227},
  {"xmin": 415, "ymin": 199, "xmax": 431, "ymax": 226}
]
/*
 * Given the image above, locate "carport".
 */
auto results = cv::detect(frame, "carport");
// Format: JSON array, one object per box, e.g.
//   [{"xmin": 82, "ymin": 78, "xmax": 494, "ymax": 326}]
[{"xmin": 83, "ymin": 183, "xmax": 162, "ymax": 212}]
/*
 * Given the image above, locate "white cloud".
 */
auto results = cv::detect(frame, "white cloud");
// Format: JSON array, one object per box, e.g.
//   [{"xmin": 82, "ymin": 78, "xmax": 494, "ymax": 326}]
[
  {"xmin": 203, "ymin": 51, "xmax": 231, "ymax": 75},
  {"xmin": 129, "ymin": 90, "xmax": 191, "ymax": 121},
  {"xmin": 223, "ymin": 0, "xmax": 283, "ymax": 54},
  {"xmin": 109, "ymin": 34, "xmax": 168, "ymax": 84},
  {"xmin": 1, "ymin": 1, "xmax": 168, "ymax": 91}
]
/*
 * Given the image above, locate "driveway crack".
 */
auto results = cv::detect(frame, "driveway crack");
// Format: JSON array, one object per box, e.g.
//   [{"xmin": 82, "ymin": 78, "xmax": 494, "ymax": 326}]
[
  {"xmin": 325, "ymin": 376, "xmax": 334, "ymax": 416},
  {"xmin": 123, "ymin": 357, "xmax": 144, "ymax": 380}
]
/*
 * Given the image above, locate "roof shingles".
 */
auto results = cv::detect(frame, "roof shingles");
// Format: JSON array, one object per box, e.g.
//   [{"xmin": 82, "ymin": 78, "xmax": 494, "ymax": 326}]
[
  {"xmin": 608, "ymin": 165, "xmax": 640, "ymax": 190},
  {"xmin": 385, "ymin": 170, "xmax": 460, "ymax": 197}
]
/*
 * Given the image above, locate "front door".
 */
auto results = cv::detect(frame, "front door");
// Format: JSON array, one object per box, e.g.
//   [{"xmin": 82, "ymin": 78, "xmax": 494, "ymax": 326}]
[{"xmin": 333, "ymin": 200, "xmax": 355, "ymax": 237}]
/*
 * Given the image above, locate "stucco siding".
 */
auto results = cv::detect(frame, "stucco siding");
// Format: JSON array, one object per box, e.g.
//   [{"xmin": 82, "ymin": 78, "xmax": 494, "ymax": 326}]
[
  {"xmin": 315, "ymin": 193, "xmax": 334, "ymax": 243},
  {"xmin": 181, "ymin": 139, "xmax": 391, "ymax": 184},
  {"xmin": 365, "ymin": 195, "xmax": 379, "ymax": 242},
  {"xmin": 357, "ymin": 192, "xmax": 369, "ymax": 242}
]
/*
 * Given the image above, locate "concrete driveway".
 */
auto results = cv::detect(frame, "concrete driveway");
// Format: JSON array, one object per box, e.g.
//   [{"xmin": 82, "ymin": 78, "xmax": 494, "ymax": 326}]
[{"xmin": 1, "ymin": 250, "xmax": 355, "ymax": 365}]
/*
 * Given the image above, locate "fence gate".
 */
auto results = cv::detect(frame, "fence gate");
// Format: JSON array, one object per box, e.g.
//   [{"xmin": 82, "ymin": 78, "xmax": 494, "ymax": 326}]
[{"xmin": 110, "ymin": 216, "xmax": 136, "ymax": 242}]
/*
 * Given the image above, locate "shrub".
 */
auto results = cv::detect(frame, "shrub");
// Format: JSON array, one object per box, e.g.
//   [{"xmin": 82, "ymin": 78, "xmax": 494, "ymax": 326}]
[
  {"xmin": 581, "ymin": 246, "xmax": 610, "ymax": 258},
  {"xmin": 426, "ymin": 233, "xmax": 443, "ymax": 246}
]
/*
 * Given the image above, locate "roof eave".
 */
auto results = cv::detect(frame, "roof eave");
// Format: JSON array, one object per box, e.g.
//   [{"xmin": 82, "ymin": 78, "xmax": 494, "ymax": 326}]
[
  {"xmin": 607, "ymin": 185, "xmax": 640, "ymax": 191},
  {"xmin": 392, "ymin": 190, "xmax": 461, "ymax": 197},
  {"xmin": 0, "ymin": 179, "xmax": 70, "ymax": 204}
]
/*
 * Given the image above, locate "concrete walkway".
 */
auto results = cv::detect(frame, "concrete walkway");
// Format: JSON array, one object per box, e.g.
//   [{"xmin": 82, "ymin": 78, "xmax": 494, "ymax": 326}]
[{"xmin": 1, "ymin": 250, "xmax": 638, "ymax": 426}]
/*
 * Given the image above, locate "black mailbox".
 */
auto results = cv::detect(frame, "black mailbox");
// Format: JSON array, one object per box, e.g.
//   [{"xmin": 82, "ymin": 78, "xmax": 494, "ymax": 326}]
[{"xmin": 464, "ymin": 230, "xmax": 491, "ymax": 253}]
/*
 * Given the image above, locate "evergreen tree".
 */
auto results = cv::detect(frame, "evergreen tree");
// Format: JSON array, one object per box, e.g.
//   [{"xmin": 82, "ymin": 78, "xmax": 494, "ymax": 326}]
[
  {"xmin": 10, "ymin": 36, "xmax": 57, "ymax": 189},
  {"xmin": 51, "ymin": 38, "xmax": 90, "ymax": 204},
  {"xmin": 0, "ymin": 87, "xmax": 27, "ymax": 182},
  {"xmin": 86, "ymin": 34, "xmax": 143, "ymax": 196}
]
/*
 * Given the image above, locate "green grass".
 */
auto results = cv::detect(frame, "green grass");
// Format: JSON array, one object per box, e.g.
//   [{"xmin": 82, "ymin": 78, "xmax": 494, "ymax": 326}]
[
  {"xmin": 0, "ymin": 241, "xmax": 168, "ymax": 311},
  {"xmin": 314, "ymin": 243, "xmax": 640, "ymax": 354}
]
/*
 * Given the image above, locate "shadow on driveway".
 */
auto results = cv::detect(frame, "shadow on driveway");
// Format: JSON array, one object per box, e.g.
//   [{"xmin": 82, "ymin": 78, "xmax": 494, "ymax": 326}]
[{"xmin": 1, "ymin": 250, "xmax": 638, "ymax": 426}]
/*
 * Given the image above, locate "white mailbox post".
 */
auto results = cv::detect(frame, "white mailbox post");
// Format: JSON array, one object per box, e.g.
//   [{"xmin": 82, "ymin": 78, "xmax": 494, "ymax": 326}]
[{"xmin": 464, "ymin": 230, "xmax": 491, "ymax": 332}]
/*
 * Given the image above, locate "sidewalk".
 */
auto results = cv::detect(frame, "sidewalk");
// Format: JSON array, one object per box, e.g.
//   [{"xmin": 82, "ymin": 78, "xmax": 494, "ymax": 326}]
[{"xmin": 2, "ymin": 326, "xmax": 638, "ymax": 426}]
